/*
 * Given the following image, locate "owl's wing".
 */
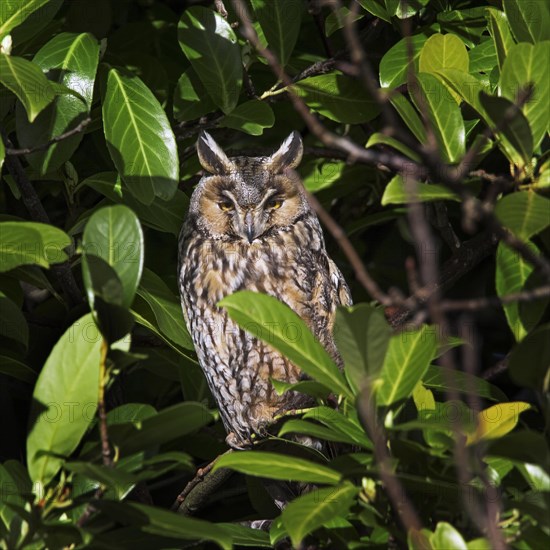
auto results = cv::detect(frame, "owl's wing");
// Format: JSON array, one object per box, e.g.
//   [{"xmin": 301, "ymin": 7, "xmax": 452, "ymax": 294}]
[{"xmin": 328, "ymin": 258, "xmax": 353, "ymax": 307}]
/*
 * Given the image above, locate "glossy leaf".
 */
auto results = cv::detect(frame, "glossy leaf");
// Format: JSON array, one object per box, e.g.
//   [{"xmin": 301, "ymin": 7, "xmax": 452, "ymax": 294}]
[
  {"xmin": 385, "ymin": 0, "xmax": 429, "ymax": 19},
  {"xmin": 102, "ymin": 68, "xmax": 179, "ymax": 205},
  {"xmin": 496, "ymin": 242, "xmax": 548, "ymax": 341},
  {"xmin": 410, "ymin": 73, "xmax": 465, "ymax": 163},
  {"xmin": 135, "ymin": 268, "xmax": 194, "ymax": 350},
  {"xmin": 0, "ymin": 0, "xmax": 52, "ymax": 38},
  {"xmin": 508, "ymin": 324, "xmax": 550, "ymax": 391},
  {"xmin": 485, "ymin": 8, "xmax": 515, "ymax": 70},
  {"xmin": 15, "ymin": 32, "xmax": 99, "ymax": 174},
  {"xmin": 221, "ymin": 100, "xmax": 275, "ymax": 136},
  {"xmin": 365, "ymin": 132, "xmax": 421, "ymax": 162},
  {"xmin": 219, "ymin": 291, "xmax": 352, "ymax": 399},
  {"xmin": 500, "ymin": 42, "xmax": 549, "ymax": 149},
  {"xmin": 381, "ymin": 174, "xmax": 460, "ymax": 205},
  {"xmin": 173, "ymin": 68, "xmax": 215, "ymax": 122},
  {"xmin": 27, "ymin": 313, "xmax": 101, "ymax": 485},
  {"xmin": 419, "ymin": 33, "xmax": 468, "ymax": 102},
  {"xmin": 0, "ymin": 356, "xmax": 37, "ymax": 384},
  {"xmin": 94, "ymin": 501, "xmax": 232, "ymax": 550},
  {"xmin": 0, "ymin": 292, "xmax": 28, "ymax": 348},
  {"xmin": 431, "ymin": 522, "xmax": 468, "ymax": 550},
  {"xmin": 281, "ymin": 483, "xmax": 357, "ymax": 547},
  {"xmin": 0, "ymin": 54, "xmax": 55, "ymax": 121},
  {"xmin": 376, "ymin": 325, "xmax": 438, "ymax": 406},
  {"xmin": 325, "ymin": 7, "xmax": 364, "ymax": 37},
  {"xmin": 502, "ymin": 0, "xmax": 550, "ymax": 44},
  {"xmin": 178, "ymin": 6, "xmax": 242, "ymax": 114},
  {"xmin": 334, "ymin": 304, "xmax": 390, "ymax": 392},
  {"xmin": 468, "ymin": 39, "xmax": 497, "ymax": 74},
  {"xmin": 479, "ymin": 93, "xmax": 533, "ymax": 168},
  {"xmin": 215, "ymin": 451, "xmax": 342, "ymax": 485},
  {"xmin": 113, "ymin": 402, "xmax": 213, "ymax": 455},
  {"xmin": 0, "ymin": 221, "xmax": 70, "ymax": 272},
  {"xmin": 81, "ymin": 172, "xmax": 189, "ymax": 237},
  {"xmin": 432, "ymin": 68, "xmax": 487, "ymax": 114},
  {"xmin": 251, "ymin": 0, "xmax": 302, "ymax": 67},
  {"xmin": 494, "ymin": 191, "xmax": 550, "ymax": 240},
  {"xmin": 82, "ymin": 205, "xmax": 144, "ymax": 310},
  {"xmin": 380, "ymin": 34, "xmax": 427, "ymax": 89},
  {"xmin": 294, "ymin": 73, "xmax": 379, "ymax": 124},
  {"xmin": 389, "ymin": 92, "xmax": 426, "ymax": 143},
  {"xmin": 467, "ymin": 402, "xmax": 531, "ymax": 445}
]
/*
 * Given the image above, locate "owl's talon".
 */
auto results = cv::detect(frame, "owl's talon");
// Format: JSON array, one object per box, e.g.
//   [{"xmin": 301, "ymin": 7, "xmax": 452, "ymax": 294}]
[{"xmin": 225, "ymin": 432, "xmax": 252, "ymax": 450}]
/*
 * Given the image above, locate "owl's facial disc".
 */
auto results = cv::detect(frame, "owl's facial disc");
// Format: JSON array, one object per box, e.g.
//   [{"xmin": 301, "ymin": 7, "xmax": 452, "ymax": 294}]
[{"xmin": 220, "ymin": 189, "xmax": 284, "ymax": 243}]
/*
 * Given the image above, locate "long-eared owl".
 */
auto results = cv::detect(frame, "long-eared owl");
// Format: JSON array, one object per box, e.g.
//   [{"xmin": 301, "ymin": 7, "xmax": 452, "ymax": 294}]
[{"xmin": 178, "ymin": 131, "xmax": 352, "ymax": 448}]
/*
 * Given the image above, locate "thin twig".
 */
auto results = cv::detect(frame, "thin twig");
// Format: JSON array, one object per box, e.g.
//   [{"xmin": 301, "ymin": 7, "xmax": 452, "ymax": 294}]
[
  {"xmin": 98, "ymin": 339, "xmax": 113, "ymax": 468},
  {"xmin": 5, "ymin": 117, "xmax": 91, "ymax": 156}
]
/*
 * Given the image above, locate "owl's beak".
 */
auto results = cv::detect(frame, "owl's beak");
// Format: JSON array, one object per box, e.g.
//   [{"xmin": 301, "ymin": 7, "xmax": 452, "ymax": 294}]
[{"xmin": 244, "ymin": 211, "xmax": 256, "ymax": 243}]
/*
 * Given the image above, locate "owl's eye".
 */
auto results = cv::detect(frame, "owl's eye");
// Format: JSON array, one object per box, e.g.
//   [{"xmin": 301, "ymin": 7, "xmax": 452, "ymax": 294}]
[
  {"xmin": 218, "ymin": 200, "xmax": 234, "ymax": 212},
  {"xmin": 267, "ymin": 198, "xmax": 283, "ymax": 210}
]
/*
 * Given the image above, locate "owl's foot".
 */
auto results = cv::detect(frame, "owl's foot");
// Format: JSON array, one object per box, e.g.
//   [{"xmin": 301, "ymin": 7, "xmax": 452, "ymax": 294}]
[{"xmin": 225, "ymin": 432, "xmax": 253, "ymax": 450}]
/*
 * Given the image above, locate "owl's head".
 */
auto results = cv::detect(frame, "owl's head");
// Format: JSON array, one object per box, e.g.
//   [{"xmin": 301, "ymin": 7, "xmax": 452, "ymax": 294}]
[{"xmin": 188, "ymin": 131, "xmax": 308, "ymax": 243}]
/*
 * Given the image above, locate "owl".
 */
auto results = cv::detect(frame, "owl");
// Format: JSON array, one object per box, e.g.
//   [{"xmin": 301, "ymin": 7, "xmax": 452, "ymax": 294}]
[{"xmin": 178, "ymin": 131, "xmax": 352, "ymax": 449}]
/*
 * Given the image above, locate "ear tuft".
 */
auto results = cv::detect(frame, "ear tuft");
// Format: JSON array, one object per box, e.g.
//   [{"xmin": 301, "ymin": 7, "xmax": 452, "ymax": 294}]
[
  {"xmin": 197, "ymin": 131, "xmax": 234, "ymax": 174},
  {"xmin": 267, "ymin": 131, "xmax": 303, "ymax": 172}
]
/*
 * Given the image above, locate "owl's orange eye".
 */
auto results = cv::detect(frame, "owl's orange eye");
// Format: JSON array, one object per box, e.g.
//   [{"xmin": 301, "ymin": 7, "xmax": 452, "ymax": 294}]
[
  {"xmin": 267, "ymin": 198, "xmax": 283, "ymax": 210},
  {"xmin": 218, "ymin": 201, "xmax": 234, "ymax": 212}
]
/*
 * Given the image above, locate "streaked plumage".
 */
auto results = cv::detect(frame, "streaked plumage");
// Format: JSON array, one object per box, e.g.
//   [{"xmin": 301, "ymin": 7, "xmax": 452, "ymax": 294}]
[{"xmin": 178, "ymin": 131, "xmax": 351, "ymax": 448}]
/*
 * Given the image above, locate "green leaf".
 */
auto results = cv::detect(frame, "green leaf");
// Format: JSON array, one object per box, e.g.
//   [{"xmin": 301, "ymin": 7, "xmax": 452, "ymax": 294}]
[
  {"xmin": 94, "ymin": 501, "xmax": 232, "ymax": 550},
  {"xmin": 365, "ymin": 133, "xmax": 421, "ymax": 162},
  {"xmin": 281, "ymin": 483, "xmax": 357, "ymax": 547},
  {"xmin": 102, "ymin": 68, "xmax": 179, "ymax": 205},
  {"xmin": 113, "ymin": 402, "xmax": 213, "ymax": 455},
  {"xmin": 135, "ymin": 268, "xmax": 194, "ymax": 350},
  {"xmin": 467, "ymin": 402, "xmax": 531, "ymax": 445},
  {"xmin": 15, "ymin": 33, "xmax": 99, "ymax": 174},
  {"xmin": 432, "ymin": 68, "xmax": 488, "ymax": 114},
  {"xmin": 173, "ymin": 68, "xmax": 216, "ymax": 122},
  {"xmin": 214, "ymin": 451, "xmax": 342, "ymax": 485},
  {"xmin": 381, "ymin": 175, "xmax": 460, "ymax": 206},
  {"xmin": 419, "ymin": 33, "xmax": 469, "ymax": 102},
  {"xmin": 0, "ymin": 0, "xmax": 53, "ymax": 38},
  {"xmin": 478, "ymin": 93, "xmax": 533, "ymax": 168},
  {"xmin": 81, "ymin": 172, "xmax": 189, "ymax": 237},
  {"xmin": 379, "ymin": 34, "xmax": 427, "ymax": 89},
  {"xmin": 496, "ymin": 242, "xmax": 548, "ymax": 341},
  {"xmin": 437, "ymin": 8, "xmax": 487, "ymax": 47},
  {"xmin": 219, "ymin": 524, "xmax": 271, "ymax": 548},
  {"xmin": 486, "ymin": 8, "xmax": 515, "ymax": 70},
  {"xmin": 508, "ymin": 324, "xmax": 550, "ymax": 391},
  {"xmin": 357, "ymin": 0, "xmax": 390, "ymax": 22},
  {"xmin": 500, "ymin": 42, "xmax": 550, "ymax": 149},
  {"xmin": 325, "ymin": 7, "xmax": 364, "ymax": 38},
  {"xmin": 0, "ymin": 291, "xmax": 28, "ymax": 348},
  {"xmin": 494, "ymin": 191, "xmax": 550, "ymax": 240},
  {"xmin": 385, "ymin": 0, "xmax": 429, "ymax": 19},
  {"xmin": 431, "ymin": 522, "xmax": 468, "ymax": 550},
  {"xmin": 177, "ymin": 6, "xmax": 242, "ymax": 114},
  {"xmin": 82, "ymin": 205, "xmax": 144, "ymax": 310},
  {"xmin": 278, "ymin": 419, "xmax": 357, "ymax": 445},
  {"xmin": 0, "ymin": 221, "xmax": 70, "ymax": 272},
  {"xmin": 219, "ymin": 291, "xmax": 352, "ymax": 399},
  {"xmin": 334, "ymin": 304, "xmax": 391, "ymax": 393},
  {"xmin": 0, "ymin": 138, "xmax": 4, "ymax": 172},
  {"xmin": 502, "ymin": 0, "xmax": 550, "ymax": 44},
  {"xmin": 389, "ymin": 91, "xmax": 426, "ymax": 143},
  {"xmin": 27, "ymin": 313, "xmax": 102, "ymax": 486},
  {"xmin": 410, "ymin": 73, "xmax": 465, "ymax": 163},
  {"xmin": 294, "ymin": 73, "xmax": 379, "ymax": 124},
  {"xmin": 423, "ymin": 365, "xmax": 507, "ymax": 402},
  {"xmin": 468, "ymin": 39, "xmax": 498, "ymax": 74},
  {"xmin": 65, "ymin": 462, "xmax": 136, "ymax": 500},
  {"xmin": 376, "ymin": 325, "xmax": 438, "ymax": 406},
  {"xmin": 302, "ymin": 407, "xmax": 371, "ymax": 448},
  {"xmin": 0, "ymin": 356, "xmax": 37, "ymax": 384},
  {"xmin": 0, "ymin": 54, "xmax": 55, "ymax": 121},
  {"xmin": 251, "ymin": 0, "xmax": 302, "ymax": 67},
  {"xmin": 221, "ymin": 100, "xmax": 275, "ymax": 136}
]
